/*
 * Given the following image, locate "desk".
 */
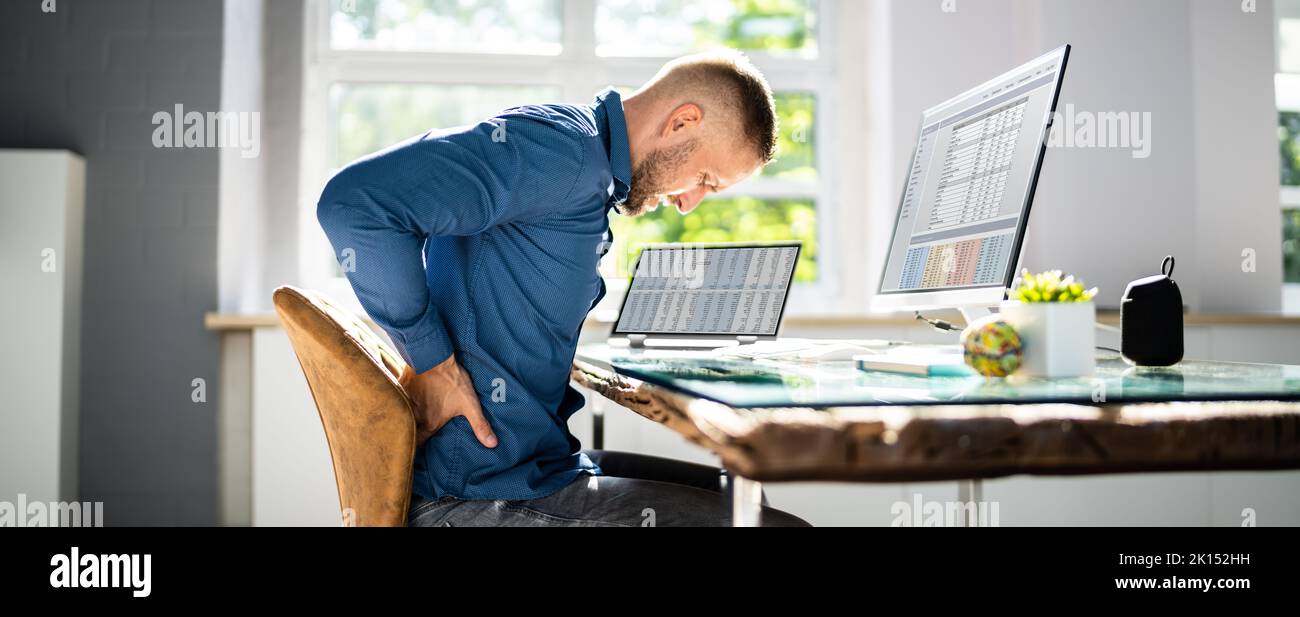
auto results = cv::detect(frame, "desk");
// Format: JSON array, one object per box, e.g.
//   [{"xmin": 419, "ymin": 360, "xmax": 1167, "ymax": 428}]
[{"xmin": 571, "ymin": 344, "xmax": 1300, "ymax": 526}]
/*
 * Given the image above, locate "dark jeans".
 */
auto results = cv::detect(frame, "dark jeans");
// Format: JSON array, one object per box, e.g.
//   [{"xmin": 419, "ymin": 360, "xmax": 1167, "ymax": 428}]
[{"xmin": 407, "ymin": 449, "xmax": 811, "ymax": 527}]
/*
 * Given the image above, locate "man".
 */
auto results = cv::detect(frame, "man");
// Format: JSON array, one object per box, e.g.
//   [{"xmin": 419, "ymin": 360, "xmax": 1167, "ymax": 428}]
[{"xmin": 317, "ymin": 50, "xmax": 809, "ymax": 527}]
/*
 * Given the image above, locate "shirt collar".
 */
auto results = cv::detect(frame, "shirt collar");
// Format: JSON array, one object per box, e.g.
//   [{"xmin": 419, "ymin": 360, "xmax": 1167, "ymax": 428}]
[{"xmin": 593, "ymin": 88, "xmax": 632, "ymax": 206}]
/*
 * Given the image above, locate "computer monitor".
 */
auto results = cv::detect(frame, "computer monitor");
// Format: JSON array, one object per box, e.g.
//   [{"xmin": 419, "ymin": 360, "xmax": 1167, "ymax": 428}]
[{"xmin": 872, "ymin": 45, "xmax": 1071, "ymax": 320}]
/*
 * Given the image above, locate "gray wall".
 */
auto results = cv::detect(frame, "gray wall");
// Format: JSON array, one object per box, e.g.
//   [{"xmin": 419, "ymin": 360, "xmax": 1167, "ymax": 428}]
[{"xmin": 0, "ymin": 0, "xmax": 222, "ymax": 524}]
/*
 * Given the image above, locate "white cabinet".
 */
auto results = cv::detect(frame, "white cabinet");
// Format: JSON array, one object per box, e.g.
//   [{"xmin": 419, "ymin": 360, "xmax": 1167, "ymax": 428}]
[{"xmin": 0, "ymin": 150, "xmax": 85, "ymax": 504}]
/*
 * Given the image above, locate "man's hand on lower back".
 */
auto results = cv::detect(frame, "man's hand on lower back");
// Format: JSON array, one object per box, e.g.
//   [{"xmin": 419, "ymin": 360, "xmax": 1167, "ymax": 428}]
[{"xmin": 400, "ymin": 355, "xmax": 498, "ymax": 448}]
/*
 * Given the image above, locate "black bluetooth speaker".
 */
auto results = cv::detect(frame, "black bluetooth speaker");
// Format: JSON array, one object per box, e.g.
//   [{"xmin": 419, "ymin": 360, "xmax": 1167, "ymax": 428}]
[{"xmin": 1120, "ymin": 255, "xmax": 1184, "ymax": 366}]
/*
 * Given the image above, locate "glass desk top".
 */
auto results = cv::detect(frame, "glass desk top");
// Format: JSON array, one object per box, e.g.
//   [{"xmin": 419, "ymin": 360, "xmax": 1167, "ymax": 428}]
[{"xmin": 575, "ymin": 344, "xmax": 1300, "ymax": 409}]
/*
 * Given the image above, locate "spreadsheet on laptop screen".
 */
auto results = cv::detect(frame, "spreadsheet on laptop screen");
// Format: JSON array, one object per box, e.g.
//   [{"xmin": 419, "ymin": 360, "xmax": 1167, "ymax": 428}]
[{"xmin": 613, "ymin": 245, "xmax": 799, "ymax": 336}]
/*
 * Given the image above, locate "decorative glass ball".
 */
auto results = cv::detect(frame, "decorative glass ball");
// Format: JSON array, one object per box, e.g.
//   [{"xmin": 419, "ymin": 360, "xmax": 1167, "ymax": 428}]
[{"xmin": 961, "ymin": 315, "xmax": 1023, "ymax": 377}]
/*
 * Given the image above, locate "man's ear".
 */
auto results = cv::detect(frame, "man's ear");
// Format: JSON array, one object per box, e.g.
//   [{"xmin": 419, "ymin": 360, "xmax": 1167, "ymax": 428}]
[{"xmin": 662, "ymin": 103, "xmax": 703, "ymax": 137}]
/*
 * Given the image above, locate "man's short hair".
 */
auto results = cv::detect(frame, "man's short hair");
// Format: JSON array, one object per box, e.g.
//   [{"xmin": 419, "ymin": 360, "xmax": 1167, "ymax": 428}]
[{"xmin": 641, "ymin": 50, "xmax": 779, "ymax": 165}]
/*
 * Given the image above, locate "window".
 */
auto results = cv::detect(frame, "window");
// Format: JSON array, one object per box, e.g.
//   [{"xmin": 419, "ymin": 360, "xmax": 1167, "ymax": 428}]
[
  {"xmin": 330, "ymin": 0, "xmax": 563, "ymax": 54},
  {"xmin": 1277, "ymin": 1, "xmax": 1300, "ymax": 312},
  {"xmin": 594, "ymin": 0, "xmax": 818, "ymax": 58},
  {"xmin": 1281, "ymin": 111, "xmax": 1300, "ymax": 285},
  {"xmin": 302, "ymin": 0, "xmax": 837, "ymax": 314}
]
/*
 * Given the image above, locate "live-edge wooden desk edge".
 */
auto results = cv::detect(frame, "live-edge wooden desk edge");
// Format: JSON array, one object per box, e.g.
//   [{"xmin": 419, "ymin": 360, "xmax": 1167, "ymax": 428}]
[{"xmin": 570, "ymin": 358, "xmax": 1300, "ymax": 484}]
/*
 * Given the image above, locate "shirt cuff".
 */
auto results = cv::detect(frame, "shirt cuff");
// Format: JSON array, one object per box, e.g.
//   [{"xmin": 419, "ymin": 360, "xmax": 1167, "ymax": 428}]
[{"xmin": 386, "ymin": 311, "xmax": 455, "ymax": 374}]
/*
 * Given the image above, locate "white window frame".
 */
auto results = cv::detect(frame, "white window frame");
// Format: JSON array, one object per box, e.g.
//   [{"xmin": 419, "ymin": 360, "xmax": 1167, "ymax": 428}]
[{"xmin": 298, "ymin": 0, "xmax": 843, "ymax": 315}]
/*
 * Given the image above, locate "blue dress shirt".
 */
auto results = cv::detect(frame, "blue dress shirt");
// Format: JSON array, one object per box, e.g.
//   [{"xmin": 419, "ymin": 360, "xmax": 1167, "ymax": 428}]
[{"xmin": 316, "ymin": 90, "xmax": 632, "ymax": 500}]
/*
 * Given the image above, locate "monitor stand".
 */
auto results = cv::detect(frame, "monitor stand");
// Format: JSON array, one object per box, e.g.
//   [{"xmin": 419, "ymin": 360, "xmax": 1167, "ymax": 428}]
[{"xmin": 958, "ymin": 306, "xmax": 993, "ymax": 327}]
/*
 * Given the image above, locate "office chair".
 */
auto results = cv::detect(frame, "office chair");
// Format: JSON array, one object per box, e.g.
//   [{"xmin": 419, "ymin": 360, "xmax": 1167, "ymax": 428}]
[{"xmin": 272, "ymin": 285, "xmax": 417, "ymax": 527}]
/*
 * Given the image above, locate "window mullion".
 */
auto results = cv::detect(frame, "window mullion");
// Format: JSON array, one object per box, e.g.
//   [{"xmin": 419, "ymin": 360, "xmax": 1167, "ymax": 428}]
[
  {"xmin": 563, "ymin": 0, "xmax": 597, "ymax": 58},
  {"xmin": 561, "ymin": 0, "xmax": 601, "ymax": 102},
  {"xmin": 1283, "ymin": 187, "xmax": 1300, "ymax": 207}
]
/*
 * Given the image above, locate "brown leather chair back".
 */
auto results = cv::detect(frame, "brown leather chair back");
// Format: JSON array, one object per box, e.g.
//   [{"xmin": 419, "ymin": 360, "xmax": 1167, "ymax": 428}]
[{"xmin": 272, "ymin": 285, "xmax": 416, "ymax": 527}]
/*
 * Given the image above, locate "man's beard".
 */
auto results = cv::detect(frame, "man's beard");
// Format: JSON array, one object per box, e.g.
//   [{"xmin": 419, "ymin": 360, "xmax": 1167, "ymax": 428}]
[{"xmin": 617, "ymin": 138, "xmax": 700, "ymax": 217}]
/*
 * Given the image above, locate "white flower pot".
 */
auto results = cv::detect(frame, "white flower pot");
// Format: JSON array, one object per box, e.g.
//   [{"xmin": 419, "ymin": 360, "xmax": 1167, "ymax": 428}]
[{"xmin": 998, "ymin": 300, "xmax": 1096, "ymax": 378}]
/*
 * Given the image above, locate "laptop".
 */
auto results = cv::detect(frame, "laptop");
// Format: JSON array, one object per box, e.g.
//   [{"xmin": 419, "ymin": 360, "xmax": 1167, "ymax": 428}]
[{"xmin": 610, "ymin": 242, "xmax": 801, "ymax": 349}]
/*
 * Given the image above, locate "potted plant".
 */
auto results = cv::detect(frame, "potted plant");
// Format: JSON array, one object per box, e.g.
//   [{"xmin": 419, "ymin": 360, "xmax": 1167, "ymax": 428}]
[{"xmin": 999, "ymin": 269, "xmax": 1099, "ymax": 378}]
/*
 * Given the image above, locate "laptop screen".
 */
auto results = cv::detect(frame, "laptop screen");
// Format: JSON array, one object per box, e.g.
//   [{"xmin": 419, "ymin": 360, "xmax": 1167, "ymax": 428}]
[{"xmin": 612, "ymin": 243, "xmax": 801, "ymax": 337}]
